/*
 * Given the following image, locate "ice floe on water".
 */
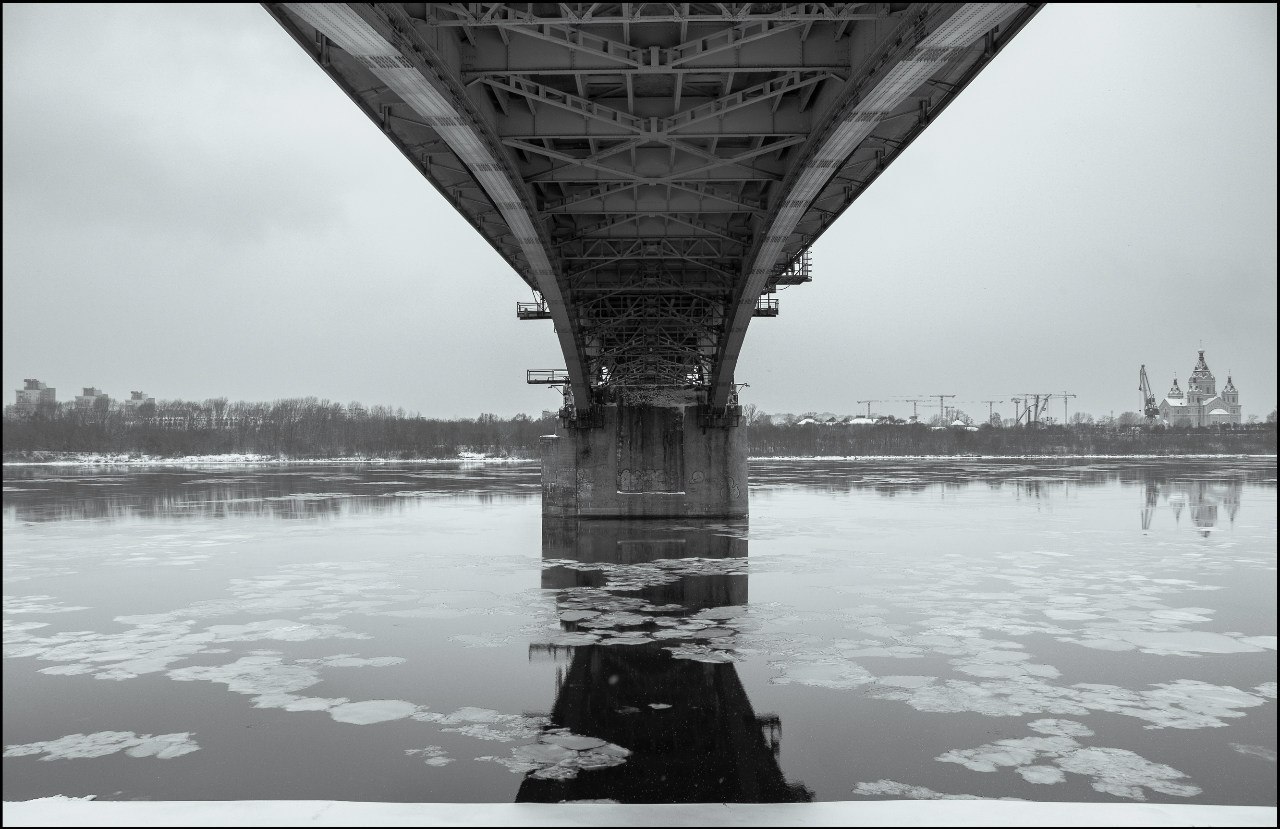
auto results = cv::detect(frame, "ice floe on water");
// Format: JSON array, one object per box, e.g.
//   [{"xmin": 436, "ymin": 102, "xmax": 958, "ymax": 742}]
[
  {"xmin": 3, "ymin": 595, "xmax": 89, "ymax": 614},
  {"xmin": 869, "ymin": 676, "xmax": 1268, "ymax": 729},
  {"xmin": 477, "ymin": 728, "xmax": 630, "ymax": 781},
  {"xmin": 936, "ymin": 722, "xmax": 1202, "ymax": 800},
  {"xmin": 1027, "ymin": 718, "xmax": 1095, "ymax": 737},
  {"xmin": 4, "ymin": 731, "xmax": 199, "ymax": 761},
  {"xmin": 170, "ymin": 656, "xmax": 423, "ymax": 724},
  {"xmin": 770, "ymin": 659, "xmax": 874, "ymax": 689},
  {"xmin": 1064, "ymin": 630, "xmax": 1271, "ymax": 656},
  {"xmin": 3, "ymin": 619, "xmax": 48, "ymax": 638},
  {"xmin": 662, "ymin": 644, "xmax": 738, "ymax": 663},
  {"xmin": 406, "ymin": 745, "xmax": 454, "ymax": 767},
  {"xmin": 412, "ymin": 708, "xmax": 548, "ymax": 743},
  {"xmin": 1230, "ymin": 743, "xmax": 1277, "ymax": 762},
  {"xmin": 203, "ymin": 620, "xmax": 370, "ymax": 643},
  {"xmin": 170, "ymin": 655, "xmax": 324, "ymax": 696},
  {"xmin": 852, "ymin": 779, "xmax": 1022, "ymax": 801},
  {"xmin": 543, "ymin": 556, "xmax": 747, "ymax": 592},
  {"xmin": 448, "ymin": 632, "xmax": 518, "ymax": 648},
  {"xmin": 329, "ymin": 700, "xmax": 420, "ymax": 725},
  {"xmin": 3, "ymin": 563, "xmax": 417, "ymax": 681},
  {"xmin": 296, "ymin": 654, "xmax": 405, "ymax": 668},
  {"xmin": 251, "ymin": 694, "xmax": 350, "ymax": 712},
  {"xmin": 535, "ymin": 582, "xmax": 754, "ymax": 662},
  {"xmin": 874, "ymin": 675, "xmax": 937, "ymax": 689}
]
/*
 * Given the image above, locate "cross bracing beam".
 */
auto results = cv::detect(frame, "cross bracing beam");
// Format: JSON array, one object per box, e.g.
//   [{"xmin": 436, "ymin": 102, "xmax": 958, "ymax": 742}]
[
  {"xmin": 537, "ymin": 180, "xmax": 757, "ymax": 213},
  {"xmin": 523, "ymin": 169, "xmax": 779, "ymax": 182},
  {"xmin": 463, "ymin": 65, "xmax": 850, "ymax": 79},
  {"xmin": 558, "ymin": 238, "xmax": 745, "ymax": 259},
  {"xmin": 426, "ymin": 4, "xmax": 893, "ymax": 27},
  {"xmin": 506, "ymin": 137, "xmax": 796, "ymax": 185},
  {"xmin": 541, "ymin": 195, "xmax": 762, "ymax": 216},
  {"xmin": 266, "ymin": 2, "xmax": 1042, "ymax": 410}
]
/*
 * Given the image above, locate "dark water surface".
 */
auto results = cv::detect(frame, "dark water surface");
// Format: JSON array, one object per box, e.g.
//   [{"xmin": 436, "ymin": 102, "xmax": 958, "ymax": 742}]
[{"xmin": 3, "ymin": 458, "xmax": 1275, "ymax": 804}]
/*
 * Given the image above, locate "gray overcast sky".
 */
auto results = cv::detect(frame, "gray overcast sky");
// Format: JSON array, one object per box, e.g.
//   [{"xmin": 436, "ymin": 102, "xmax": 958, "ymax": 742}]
[{"xmin": 4, "ymin": 4, "xmax": 1276, "ymax": 421}]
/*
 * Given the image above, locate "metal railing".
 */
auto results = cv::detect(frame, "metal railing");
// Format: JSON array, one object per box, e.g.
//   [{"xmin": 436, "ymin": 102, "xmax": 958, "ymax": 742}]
[
  {"xmin": 771, "ymin": 247, "xmax": 812, "ymax": 285},
  {"xmin": 526, "ymin": 369, "xmax": 569, "ymax": 384},
  {"xmin": 516, "ymin": 300, "xmax": 552, "ymax": 320},
  {"xmin": 753, "ymin": 296, "xmax": 779, "ymax": 316}
]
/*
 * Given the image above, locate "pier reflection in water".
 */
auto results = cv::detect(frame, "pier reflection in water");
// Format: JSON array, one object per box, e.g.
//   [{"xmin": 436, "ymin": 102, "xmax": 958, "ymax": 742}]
[{"xmin": 522, "ymin": 519, "xmax": 812, "ymax": 803}]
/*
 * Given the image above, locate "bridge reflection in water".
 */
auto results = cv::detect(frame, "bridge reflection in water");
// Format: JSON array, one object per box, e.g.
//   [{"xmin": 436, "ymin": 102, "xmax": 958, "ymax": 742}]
[{"xmin": 522, "ymin": 519, "xmax": 811, "ymax": 803}]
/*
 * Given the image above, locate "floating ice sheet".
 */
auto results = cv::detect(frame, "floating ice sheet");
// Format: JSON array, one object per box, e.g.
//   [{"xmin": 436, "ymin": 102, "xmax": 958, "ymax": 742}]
[
  {"xmin": 936, "ymin": 724, "xmax": 1202, "ymax": 801},
  {"xmin": 478, "ymin": 729, "xmax": 630, "ymax": 781},
  {"xmin": 4, "ymin": 731, "xmax": 199, "ymax": 761},
  {"xmin": 852, "ymin": 779, "xmax": 1023, "ymax": 801},
  {"xmin": 406, "ymin": 745, "xmax": 454, "ymax": 766},
  {"xmin": 329, "ymin": 700, "xmax": 419, "ymax": 725}
]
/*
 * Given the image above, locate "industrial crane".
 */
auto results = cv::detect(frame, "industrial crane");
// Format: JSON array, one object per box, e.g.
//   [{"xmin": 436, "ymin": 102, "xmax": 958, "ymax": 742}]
[
  {"xmin": 1139, "ymin": 365, "xmax": 1160, "ymax": 423},
  {"xmin": 1011, "ymin": 394, "xmax": 1053, "ymax": 426}
]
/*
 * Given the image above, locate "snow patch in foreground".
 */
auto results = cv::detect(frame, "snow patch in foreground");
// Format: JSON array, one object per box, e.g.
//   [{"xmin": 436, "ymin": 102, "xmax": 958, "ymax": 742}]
[{"xmin": 3, "ymin": 798, "xmax": 1276, "ymax": 827}]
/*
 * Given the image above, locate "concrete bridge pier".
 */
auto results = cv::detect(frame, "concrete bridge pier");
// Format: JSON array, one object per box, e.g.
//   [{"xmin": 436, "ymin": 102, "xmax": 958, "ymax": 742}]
[{"xmin": 540, "ymin": 405, "xmax": 747, "ymax": 519}]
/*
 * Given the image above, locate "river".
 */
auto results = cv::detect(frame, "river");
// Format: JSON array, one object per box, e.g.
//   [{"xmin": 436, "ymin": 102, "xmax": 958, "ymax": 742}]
[{"xmin": 3, "ymin": 458, "xmax": 1275, "ymax": 805}]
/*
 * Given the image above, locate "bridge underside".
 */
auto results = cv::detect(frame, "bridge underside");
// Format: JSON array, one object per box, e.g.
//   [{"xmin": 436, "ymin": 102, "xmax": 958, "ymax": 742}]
[{"xmin": 267, "ymin": 2, "xmax": 1040, "ymax": 517}]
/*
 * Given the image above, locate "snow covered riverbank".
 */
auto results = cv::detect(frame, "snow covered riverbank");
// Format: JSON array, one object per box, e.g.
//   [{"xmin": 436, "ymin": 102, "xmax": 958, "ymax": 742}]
[
  {"xmin": 1, "ymin": 452, "xmax": 535, "ymax": 467},
  {"xmin": 3, "ymin": 797, "xmax": 1274, "ymax": 827},
  {"xmin": 4, "ymin": 452, "xmax": 1274, "ymax": 467}
]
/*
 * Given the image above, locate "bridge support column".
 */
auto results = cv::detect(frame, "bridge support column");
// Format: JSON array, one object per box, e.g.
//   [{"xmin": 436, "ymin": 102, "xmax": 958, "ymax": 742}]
[{"xmin": 541, "ymin": 405, "xmax": 747, "ymax": 518}]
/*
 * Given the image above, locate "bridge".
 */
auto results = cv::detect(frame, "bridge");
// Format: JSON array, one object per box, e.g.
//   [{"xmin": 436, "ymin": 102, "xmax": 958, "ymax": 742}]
[{"xmin": 266, "ymin": 2, "xmax": 1041, "ymax": 517}]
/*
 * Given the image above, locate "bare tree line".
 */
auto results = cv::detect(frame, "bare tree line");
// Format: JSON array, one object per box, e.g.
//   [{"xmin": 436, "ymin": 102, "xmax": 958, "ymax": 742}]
[
  {"xmin": 3, "ymin": 398, "xmax": 1274, "ymax": 459},
  {"xmin": 746, "ymin": 418, "xmax": 1276, "ymax": 457},
  {"xmin": 3, "ymin": 398, "xmax": 556, "ymax": 459}
]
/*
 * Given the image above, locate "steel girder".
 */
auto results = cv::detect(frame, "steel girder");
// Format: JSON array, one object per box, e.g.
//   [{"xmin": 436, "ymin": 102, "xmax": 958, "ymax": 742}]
[{"xmin": 266, "ymin": 2, "xmax": 1042, "ymax": 410}]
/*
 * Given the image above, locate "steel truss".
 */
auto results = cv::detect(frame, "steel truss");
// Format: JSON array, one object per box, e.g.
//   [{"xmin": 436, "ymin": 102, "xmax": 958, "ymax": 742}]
[{"xmin": 266, "ymin": 2, "xmax": 1042, "ymax": 410}]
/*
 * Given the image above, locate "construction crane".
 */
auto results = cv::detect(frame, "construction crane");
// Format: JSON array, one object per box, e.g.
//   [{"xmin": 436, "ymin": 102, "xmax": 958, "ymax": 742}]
[
  {"xmin": 1139, "ymin": 365, "xmax": 1160, "ymax": 423},
  {"xmin": 1029, "ymin": 393, "xmax": 1053, "ymax": 425},
  {"xmin": 1059, "ymin": 391, "xmax": 1077, "ymax": 424},
  {"xmin": 1013, "ymin": 394, "xmax": 1053, "ymax": 426},
  {"xmin": 932, "ymin": 394, "xmax": 955, "ymax": 426},
  {"xmin": 981, "ymin": 400, "xmax": 1002, "ymax": 425},
  {"xmin": 855, "ymin": 400, "xmax": 881, "ymax": 419},
  {"xmin": 904, "ymin": 399, "xmax": 930, "ymax": 423}
]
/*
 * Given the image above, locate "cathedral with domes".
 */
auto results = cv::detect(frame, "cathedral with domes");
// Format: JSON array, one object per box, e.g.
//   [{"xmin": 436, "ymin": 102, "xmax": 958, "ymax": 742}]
[{"xmin": 1158, "ymin": 350, "xmax": 1242, "ymax": 426}]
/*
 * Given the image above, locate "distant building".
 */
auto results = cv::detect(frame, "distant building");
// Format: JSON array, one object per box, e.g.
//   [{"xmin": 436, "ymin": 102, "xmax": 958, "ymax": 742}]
[
  {"xmin": 74, "ymin": 387, "xmax": 111, "ymax": 410},
  {"xmin": 14, "ymin": 379, "xmax": 56, "ymax": 415},
  {"xmin": 1158, "ymin": 350, "xmax": 1241, "ymax": 426},
  {"xmin": 125, "ymin": 390, "xmax": 155, "ymax": 410}
]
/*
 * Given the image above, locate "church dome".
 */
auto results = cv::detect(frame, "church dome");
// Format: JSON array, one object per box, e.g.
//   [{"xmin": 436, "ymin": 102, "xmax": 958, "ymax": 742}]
[
  {"xmin": 1167, "ymin": 377, "xmax": 1183, "ymax": 399},
  {"xmin": 1189, "ymin": 349, "xmax": 1214, "ymax": 383},
  {"xmin": 1223, "ymin": 374, "xmax": 1237, "ymax": 393}
]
